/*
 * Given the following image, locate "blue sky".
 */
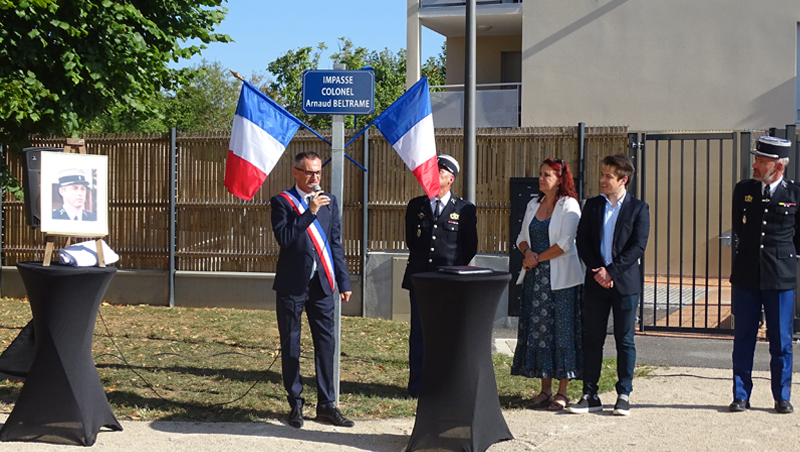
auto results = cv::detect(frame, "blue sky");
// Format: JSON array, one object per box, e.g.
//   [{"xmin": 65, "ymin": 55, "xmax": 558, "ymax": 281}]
[{"xmin": 175, "ymin": 0, "xmax": 445, "ymax": 78}]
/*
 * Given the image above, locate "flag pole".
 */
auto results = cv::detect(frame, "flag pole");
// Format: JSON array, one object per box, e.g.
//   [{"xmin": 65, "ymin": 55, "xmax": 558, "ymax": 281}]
[
  {"xmin": 230, "ymin": 70, "xmax": 245, "ymax": 82},
  {"xmin": 230, "ymin": 71, "xmax": 333, "ymax": 146}
]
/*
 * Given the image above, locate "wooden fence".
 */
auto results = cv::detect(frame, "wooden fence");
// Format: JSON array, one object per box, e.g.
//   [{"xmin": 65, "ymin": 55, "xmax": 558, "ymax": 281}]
[{"xmin": 2, "ymin": 126, "xmax": 628, "ymax": 274}]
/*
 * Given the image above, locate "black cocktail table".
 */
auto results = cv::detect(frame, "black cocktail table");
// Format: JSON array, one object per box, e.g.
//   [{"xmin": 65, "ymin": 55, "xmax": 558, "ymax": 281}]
[
  {"xmin": 0, "ymin": 262, "xmax": 122, "ymax": 446},
  {"xmin": 407, "ymin": 270, "xmax": 513, "ymax": 452}
]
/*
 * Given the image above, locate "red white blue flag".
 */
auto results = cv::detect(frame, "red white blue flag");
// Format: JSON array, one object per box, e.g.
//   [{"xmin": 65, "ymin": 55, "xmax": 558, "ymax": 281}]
[
  {"xmin": 225, "ymin": 81, "xmax": 302, "ymax": 200},
  {"xmin": 372, "ymin": 77, "xmax": 439, "ymax": 198}
]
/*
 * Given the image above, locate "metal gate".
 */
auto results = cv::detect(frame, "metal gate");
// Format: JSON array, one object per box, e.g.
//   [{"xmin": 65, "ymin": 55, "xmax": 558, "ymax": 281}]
[{"xmin": 630, "ymin": 131, "xmax": 754, "ymax": 334}]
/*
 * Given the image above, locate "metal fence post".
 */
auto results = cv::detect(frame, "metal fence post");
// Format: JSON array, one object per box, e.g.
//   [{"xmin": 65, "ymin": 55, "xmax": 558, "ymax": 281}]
[
  {"xmin": 0, "ymin": 143, "xmax": 4, "ymax": 298},
  {"xmin": 577, "ymin": 122, "xmax": 585, "ymax": 201},
  {"xmin": 628, "ymin": 133, "xmax": 644, "ymax": 330},
  {"xmin": 739, "ymin": 131, "xmax": 752, "ymax": 182},
  {"xmin": 786, "ymin": 124, "xmax": 798, "ymax": 182},
  {"xmin": 169, "ymin": 128, "xmax": 177, "ymax": 308},
  {"xmin": 361, "ymin": 128, "xmax": 369, "ymax": 318}
]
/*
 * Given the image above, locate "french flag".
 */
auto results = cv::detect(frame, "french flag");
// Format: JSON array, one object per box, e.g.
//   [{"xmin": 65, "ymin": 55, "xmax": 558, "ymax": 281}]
[
  {"xmin": 373, "ymin": 77, "xmax": 439, "ymax": 198},
  {"xmin": 225, "ymin": 81, "xmax": 302, "ymax": 200}
]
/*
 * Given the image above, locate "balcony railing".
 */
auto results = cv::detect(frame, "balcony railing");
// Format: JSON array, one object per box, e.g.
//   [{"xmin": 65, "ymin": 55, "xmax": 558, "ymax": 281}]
[
  {"xmin": 421, "ymin": 0, "xmax": 521, "ymax": 8},
  {"xmin": 429, "ymin": 83, "xmax": 521, "ymax": 128}
]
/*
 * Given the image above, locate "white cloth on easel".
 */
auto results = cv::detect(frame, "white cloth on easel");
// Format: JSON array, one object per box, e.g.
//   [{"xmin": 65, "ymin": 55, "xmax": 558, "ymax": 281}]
[{"xmin": 58, "ymin": 239, "xmax": 119, "ymax": 267}]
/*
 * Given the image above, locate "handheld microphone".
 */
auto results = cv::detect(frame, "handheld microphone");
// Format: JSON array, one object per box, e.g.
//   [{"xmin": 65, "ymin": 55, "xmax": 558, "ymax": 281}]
[{"xmin": 312, "ymin": 184, "xmax": 330, "ymax": 210}]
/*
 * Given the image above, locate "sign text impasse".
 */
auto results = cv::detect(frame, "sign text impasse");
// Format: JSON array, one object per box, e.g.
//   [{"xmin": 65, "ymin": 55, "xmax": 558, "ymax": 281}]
[{"xmin": 302, "ymin": 69, "xmax": 375, "ymax": 115}]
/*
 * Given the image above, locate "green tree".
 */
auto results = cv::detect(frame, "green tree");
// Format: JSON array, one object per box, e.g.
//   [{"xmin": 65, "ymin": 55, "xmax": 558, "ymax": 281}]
[
  {"xmin": 0, "ymin": 0, "xmax": 232, "ymax": 149},
  {"xmin": 330, "ymin": 38, "xmax": 407, "ymax": 129},
  {"xmin": 267, "ymin": 43, "xmax": 327, "ymax": 128},
  {"xmin": 423, "ymin": 42, "xmax": 447, "ymax": 88},
  {"xmin": 84, "ymin": 60, "xmax": 264, "ymax": 133}
]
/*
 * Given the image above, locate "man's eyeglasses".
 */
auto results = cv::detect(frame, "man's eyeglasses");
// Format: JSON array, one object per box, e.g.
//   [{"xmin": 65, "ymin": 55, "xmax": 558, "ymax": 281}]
[
  {"xmin": 552, "ymin": 158, "xmax": 563, "ymax": 164},
  {"xmin": 295, "ymin": 167, "xmax": 322, "ymax": 177}
]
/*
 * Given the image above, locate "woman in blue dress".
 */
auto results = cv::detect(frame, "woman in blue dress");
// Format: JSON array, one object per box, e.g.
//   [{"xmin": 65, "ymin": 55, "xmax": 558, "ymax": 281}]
[{"xmin": 512, "ymin": 158, "xmax": 584, "ymax": 410}]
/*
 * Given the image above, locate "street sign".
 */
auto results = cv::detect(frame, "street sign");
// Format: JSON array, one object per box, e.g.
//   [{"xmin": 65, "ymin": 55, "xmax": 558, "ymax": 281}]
[{"xmin": 302, "ymin": 69, "xmax": 375, "ymax": 115}]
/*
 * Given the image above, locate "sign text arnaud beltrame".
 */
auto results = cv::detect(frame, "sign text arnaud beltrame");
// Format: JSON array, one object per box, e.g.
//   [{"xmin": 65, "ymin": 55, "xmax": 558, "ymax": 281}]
[{"xmin": 302, "ymin": 70, "xmax": 375, "ymax": 115}]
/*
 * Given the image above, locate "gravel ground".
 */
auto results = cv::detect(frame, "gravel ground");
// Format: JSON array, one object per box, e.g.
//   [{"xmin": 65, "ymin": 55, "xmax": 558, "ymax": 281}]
[{"xmin": 2, "ymin": 366, "xmax": 798, "ymax": 452}]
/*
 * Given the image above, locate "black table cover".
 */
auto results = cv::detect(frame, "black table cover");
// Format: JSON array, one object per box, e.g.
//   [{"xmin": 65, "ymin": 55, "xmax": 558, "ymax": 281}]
[
  {"xmin": 0, "ymin": 262, "xmax": 122, "ymax": 446},
  {"xmin": 407, "ymin": 271, "xmax": 513, "ymax": 452},
  {"xmin": 0, "ymin": 320, "xmax": 35, "ymax": 382}
]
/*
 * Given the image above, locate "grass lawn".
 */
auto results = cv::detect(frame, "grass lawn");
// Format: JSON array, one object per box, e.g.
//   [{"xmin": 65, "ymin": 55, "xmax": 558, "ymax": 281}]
[{"xmin": 0, "ymin": 297, "xmax": 650, "ymax": 422}]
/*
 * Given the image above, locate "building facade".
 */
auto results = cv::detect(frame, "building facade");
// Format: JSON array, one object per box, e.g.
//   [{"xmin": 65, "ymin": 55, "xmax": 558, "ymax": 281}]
[{"xmin": 407, "ymin": 0, "xmax": 800, "ymax": 130}]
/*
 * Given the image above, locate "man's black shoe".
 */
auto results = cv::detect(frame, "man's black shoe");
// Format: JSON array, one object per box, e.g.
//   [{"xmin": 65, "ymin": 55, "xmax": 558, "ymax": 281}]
[
  {"xmin": 729, "ymin": 399, "xmax": 750, "ymax": 412},
  {"xmin": 287, "ymin": 406, "xmax": 303, "ymax": 428},
  {"xmin": 565, "ymin": 394, "xmax": 602, "ymax": 414},
  {"xmin": 316, "ymin": 407, "xmax": 355, "ymax": 427},
  {"xmin": 775, "ymin": 400, "xmax": 794, "ymax": 414}
]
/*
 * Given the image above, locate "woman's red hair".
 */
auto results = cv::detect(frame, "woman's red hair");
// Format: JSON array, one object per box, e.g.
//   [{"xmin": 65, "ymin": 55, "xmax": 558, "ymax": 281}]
[{"xmin": 539, "ymin": 158, "xmax": 578, "ymax": 200}]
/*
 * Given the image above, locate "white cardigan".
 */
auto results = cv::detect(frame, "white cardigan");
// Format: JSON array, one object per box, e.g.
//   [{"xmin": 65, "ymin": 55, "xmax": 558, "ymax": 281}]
[{"xmin": 516, "ymin": 195, "xmax": 584, "ymax": 290}]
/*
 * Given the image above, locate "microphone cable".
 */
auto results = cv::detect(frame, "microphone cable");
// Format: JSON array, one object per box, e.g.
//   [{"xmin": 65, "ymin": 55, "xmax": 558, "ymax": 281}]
[
  {"xmin": 94, "ymin": 308, "xmax": 292, "ymax": 408},
  {"xmin": 92, "ymin": 191, "xmax": 350, "ymax": 408}
]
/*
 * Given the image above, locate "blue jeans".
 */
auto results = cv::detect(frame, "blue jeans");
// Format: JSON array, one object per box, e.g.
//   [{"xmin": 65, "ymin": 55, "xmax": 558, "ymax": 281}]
[{"xmin": 582, "ymin": 284, "xmax": 638, "ymax": 396}]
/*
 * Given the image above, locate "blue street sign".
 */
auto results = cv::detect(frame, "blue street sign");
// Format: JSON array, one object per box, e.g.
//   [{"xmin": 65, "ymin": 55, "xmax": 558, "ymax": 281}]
[{"xmin": 302, "ymin": 69, "xmax": 375, "ymax": 115}]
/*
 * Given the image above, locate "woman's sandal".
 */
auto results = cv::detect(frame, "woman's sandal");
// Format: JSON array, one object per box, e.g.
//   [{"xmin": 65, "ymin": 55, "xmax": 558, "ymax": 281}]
[
  {"xmin": 547, "ymin": 393, "xmax": 569, "ymax": 411},
  {"xmin": 528, "ymin": 392, "xmax": 553, "ymax": 409}
]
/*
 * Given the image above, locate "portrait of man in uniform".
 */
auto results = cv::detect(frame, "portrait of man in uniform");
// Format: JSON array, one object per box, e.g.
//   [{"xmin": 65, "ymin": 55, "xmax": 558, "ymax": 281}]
[
  {"xmin": 39, "ymin": 152, "xmax": 108, "ymax": 237},
  {"xmin": 52, "ymin": 168, "xmax": 97, "ymax": 221}
]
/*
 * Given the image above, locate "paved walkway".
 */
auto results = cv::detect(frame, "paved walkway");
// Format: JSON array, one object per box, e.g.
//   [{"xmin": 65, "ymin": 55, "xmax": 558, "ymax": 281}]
[{"xmin": 2, "ymin": 336, "xmax": 798, "ymax": 451}]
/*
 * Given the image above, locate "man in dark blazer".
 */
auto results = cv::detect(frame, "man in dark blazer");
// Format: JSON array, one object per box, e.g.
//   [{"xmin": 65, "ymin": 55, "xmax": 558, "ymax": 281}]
[
  {"xmin": 270, "ymin": 150, "xmax": 353, "ymax": 428},
  {"xmin": 568, "ymin": 154, "xmax": 649, "ymax": 416},
  {"xmin": 729, "ymin": 136, "xmax": 798, "ymax": 414},
  {"xmin": 402, "ymin": 154, "xmax": 478, "ymax": 398}
]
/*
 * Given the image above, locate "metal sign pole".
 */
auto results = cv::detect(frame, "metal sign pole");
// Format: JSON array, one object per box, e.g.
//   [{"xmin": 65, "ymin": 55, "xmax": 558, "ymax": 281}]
[
  {"xmin": 331, "ymin": 62, "xmax": 346, "ymax": 406},
  {"xmin": 301, "ymin": 63, "xmax": 373, "ymax": 405},
  {"xmin": 464, "ymin": 0, "xmax": 477, "ymax": 203}
]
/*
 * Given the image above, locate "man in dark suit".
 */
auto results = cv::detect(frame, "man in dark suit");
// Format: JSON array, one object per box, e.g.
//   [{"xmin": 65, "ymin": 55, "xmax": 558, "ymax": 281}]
[
  {"xmin": 270, "ymin": 150, "xmax": 354, "ymax": 428},
  {"xmin": 52, "ymin": 169, "xmax": 97, "ymax": 221},
  {"xmin": 729, "ymin": 136, "xmax": 798, "ymax": 414},
  {"xmin": 402, "ymin": 154, "xmax": 478, "ymax": 398},
  {"xmin": 568, "ymin": 154, "xmax": 650, "ymax": 416}
]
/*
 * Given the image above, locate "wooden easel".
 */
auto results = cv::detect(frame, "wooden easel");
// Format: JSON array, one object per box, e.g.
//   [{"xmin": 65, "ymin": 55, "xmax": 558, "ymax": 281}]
[{"xmin": 42, "ymin": 138, "xmax": 106, "ymax": 267}]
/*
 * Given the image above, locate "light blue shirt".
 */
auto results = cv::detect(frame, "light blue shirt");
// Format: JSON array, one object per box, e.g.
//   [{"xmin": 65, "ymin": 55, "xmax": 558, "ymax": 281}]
[{"xmin": 600, "ymin": 191, "xmax": 627, "ymax": 266}]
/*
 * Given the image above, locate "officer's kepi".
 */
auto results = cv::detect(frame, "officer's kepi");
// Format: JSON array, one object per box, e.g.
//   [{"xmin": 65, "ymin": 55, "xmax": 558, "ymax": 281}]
[
  {"xmin": 58, "ymin": 170, "xmax": 89, "ymax": 187},
  {"xmin": 437, "ymin": 154, "xmax": 460, "ymax": 177},
  {"xmin": 751, "ymin": 136, "xmax": 792, "ymax": 159}
]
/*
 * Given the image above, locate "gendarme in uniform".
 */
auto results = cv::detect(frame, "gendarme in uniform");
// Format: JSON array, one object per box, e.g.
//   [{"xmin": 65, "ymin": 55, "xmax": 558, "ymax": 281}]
[
  {"xmin": 52, "ymin": 169, "xmax": 97, "ymax": 221},
  {"xmin": 402, "ymin": 154, "xmax": 478, "ymax": 398},
  {"xmin": 730, "ymin": 135, "xmax": 799, "ymax": 414}
]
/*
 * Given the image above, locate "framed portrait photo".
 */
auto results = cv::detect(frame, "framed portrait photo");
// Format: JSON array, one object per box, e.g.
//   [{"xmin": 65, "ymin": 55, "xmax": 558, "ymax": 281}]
[{"xmin": 39, "ymin": 152, "xmax": 109, "ymax": 237}]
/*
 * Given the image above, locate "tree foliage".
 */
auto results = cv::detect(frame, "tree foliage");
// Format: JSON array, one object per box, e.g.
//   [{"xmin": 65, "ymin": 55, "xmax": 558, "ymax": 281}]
[
  {"xmin": 267, "ymin": 37, "xmax": 447, "ymax": 130},
  {"xmin": 84, "ymin": 61, "xmax": 268, "ymax": 133},
  {"xmin": 0, "ymin": 0, "xmax": 232, "ymax": 149}
]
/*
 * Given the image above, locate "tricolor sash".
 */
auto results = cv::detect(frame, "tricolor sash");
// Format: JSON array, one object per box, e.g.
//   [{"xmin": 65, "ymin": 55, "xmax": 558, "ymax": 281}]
[{"xmin": 279, "ymin": 189, "xmax": 336, "ymax": 292}]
